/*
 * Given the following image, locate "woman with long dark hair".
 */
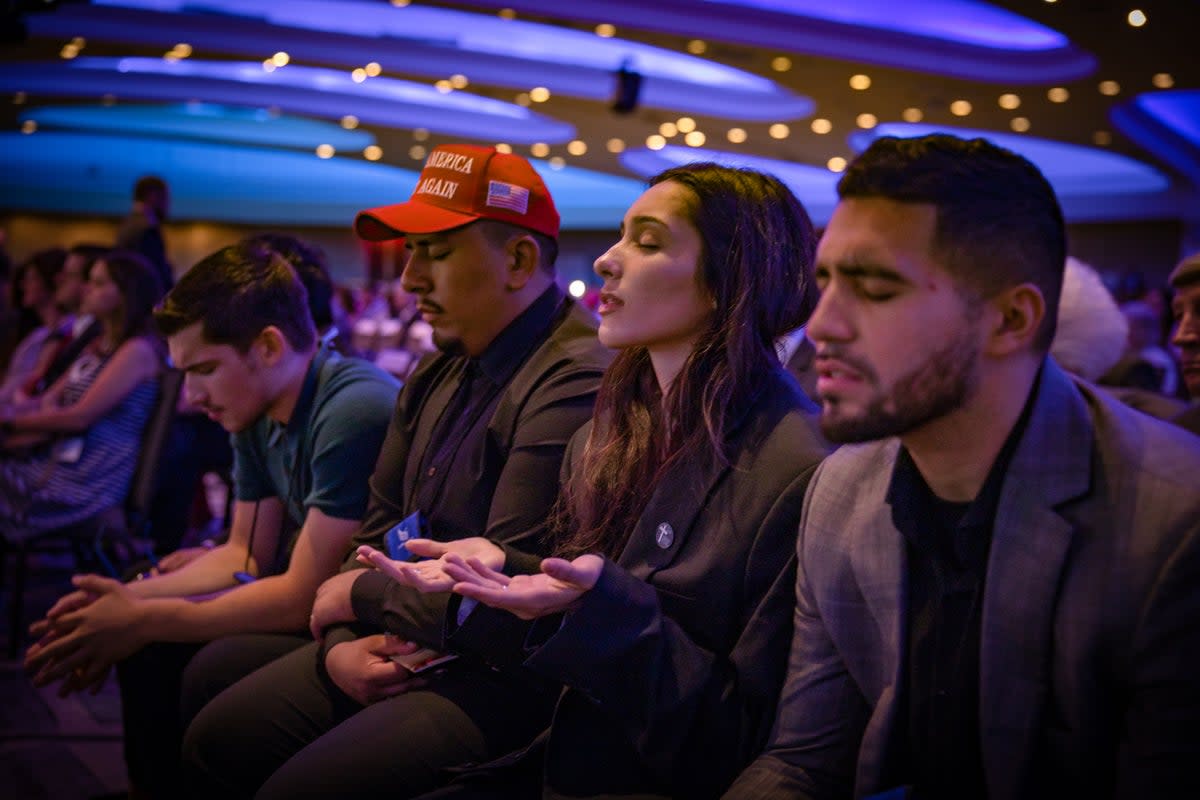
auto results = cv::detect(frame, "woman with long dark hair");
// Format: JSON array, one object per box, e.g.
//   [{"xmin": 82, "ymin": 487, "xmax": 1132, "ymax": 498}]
[
  {"xmin": 357, "ymin": 163, "xmax": 829, "ymax": 798},
  {"xmin": 0, "ymin": 250, "xmax": 165, "ymax": 537}
]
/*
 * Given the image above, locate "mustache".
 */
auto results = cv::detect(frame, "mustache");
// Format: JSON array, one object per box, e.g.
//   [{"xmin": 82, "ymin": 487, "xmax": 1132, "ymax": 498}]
[{"xmin": 815, "ymin": 346, "xmax": 878, "ymax": 381}]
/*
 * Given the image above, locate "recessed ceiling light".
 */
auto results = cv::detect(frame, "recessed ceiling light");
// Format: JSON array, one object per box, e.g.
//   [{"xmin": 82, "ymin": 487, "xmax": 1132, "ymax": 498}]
[
  {"xmin": 351, "ymin": 68, "xmax": 367, "ymax": 83},
  {"xmin": 341, "ymin": 115, "xmax": 358, "ymax": 129},
  {"xmin": 567, "ymin": 139, "xmax": 587, "ymax": 156},
  {"xmin": 261, "ymin": 59, "xmax": 276, "ymax": 73},
  {"xmin": 495, "ymin": 143, "xmax": 512, "ymax": 154},
  {"xmin": 530, "ymin": 142, "xmax": 549, "ymax": 157},
  {"xmin": 315, "ymin": 143, "xmax": 334, "ymax": 158},
  {"xmin": 1011, "ymin": 116, "xmax": 1031, "ymax": 132},
  {"xmin": 769, "ymin": 123, "xmax": 789, "ymax": 139},
  {"xmin": 409, "ymin": 144, "xmax": 426, "ymax": 159},
  {"xmin": 365, "ymin": 62, "xmax": 382, "ymax": 78},
  {"xmin": 1127, "ymin": 9, "xmax": 1147, "ymax": 27},
  {"xmin": 548, "ymin": 156, "xmax": 565, "ymax": 170},
  {"xmin": 434, "ymin": 79, "xmax": 452, "ymax": 93},
  {"xmin": 727, "ymin": 127, "xmax": 747, "ymax": 143},
  {"xmin": 1152, "ymin": 73, "xmax": 1174, "ymax": 89},
  {"xmin": 272, "ymin": 52, "xmax": 290, "ymax": 67},
  {"xmin": 449, "ymin": 74, "xmax": 468, "ymax": 89},
  {"xmin": 646, "ymin": 134, "xmax": 666, "ymax": 151},
  {"xmin": 514, "ymin": 92, "xmax": 531, "ymax": 107},
  {"xmin": 1092, "ymin": 131, "xmax": 1112, "ymax": 146},
  {"xmin": 827, "ymin": 157, "xmax": 847, "ymax": 172},
  {"xmin": 529, "ymin": 87, "xmax": 551, "ymax": 103},
  {"xmin": 901, "ymin": 107, "xmax": 923, "ymax": 122},
  {"xmin": 606, "ymin": 138, "xmax": 626, "ymax": 153},
  {"xmin": 413, "ymin": 128, "xmax": 429, "ymax": 142},
  {"xmin": 659, "ymin": 121, "xmax": 678, "ymax": 137},
  {"xmin": 1047, "ymin": 87, "xmax": 1069, "ymax": 103},
  {"xmin": 998, "ymin": 93, "xmax": 1020, "ymax": 110},
  {"xmin": 364, "ymin": 145, "xmax": 383, "ymax": 161},
  {"xmin": 498, "ymin": 8, "xmax": 516, "ymax": 20},
  {"xmin": 950, "ymin": 100, "xmax": 972, "ymax": 116},
  {"xmin": 676, "ymin": 117, "xmax": 696, "ymax": 133},
  {"xmin": 684, "ymin": 130, "xmax": 706, "ymax": 147},
  {"xmin": 13, "ymin": 92, "xmax": 27, "ymax": 105},
  {"xmin": 849, "ymin": 74, "xmax": 871, "ymax": 91},
  {"xmin": 21, "ymin": 120, "xmax": 36, "ymax": 134},
  {"xmin": 595, "ymin": 24, "xmax": 616, "ymax": 38},
  {"xmin": 811, "ymin": 118, "xmax": 832, "ymax": 134},
  {"xmin": 771, "ymin": 56, "xmax": 791, "ymax": 73},
  {"xmin": 687, "ymin": 39, "xmax": 707, "ymax": 55},
  {"xmin": 1099, "ymin": 80, "xmax": 1120, "ymax": 96},
  {"xmin": 856, "ymin": 113, "xmax": 878, "ymax": 129}
]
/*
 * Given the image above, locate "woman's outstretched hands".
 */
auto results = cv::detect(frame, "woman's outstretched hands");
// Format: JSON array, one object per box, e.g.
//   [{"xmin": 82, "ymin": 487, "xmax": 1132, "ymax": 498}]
[
  {"xmin": 442, "ymin": 554, "xmax": 604, "ymax": 620},
  {"xmin": 355, "ymin": 537, "xmax": 505, "ymax": 593}
]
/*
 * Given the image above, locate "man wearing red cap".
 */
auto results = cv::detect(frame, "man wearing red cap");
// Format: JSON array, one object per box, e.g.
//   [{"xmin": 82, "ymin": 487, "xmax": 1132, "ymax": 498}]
[{"xmin": 181, "ymin": 145, "xmax": 613, "ymax": 799}]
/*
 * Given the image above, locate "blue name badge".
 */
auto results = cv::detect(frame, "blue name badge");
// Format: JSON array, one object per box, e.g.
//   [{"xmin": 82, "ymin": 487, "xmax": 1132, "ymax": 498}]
[{"xmin": 384, "ymin": 511, "xmax": 429, "ymax": 562}]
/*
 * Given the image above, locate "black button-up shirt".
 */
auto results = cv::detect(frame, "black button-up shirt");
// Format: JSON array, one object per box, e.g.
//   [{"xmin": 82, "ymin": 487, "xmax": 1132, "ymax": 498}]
[{"xmin": 887, "ymin": 373, "xmax": 1040, "ymax": 799}]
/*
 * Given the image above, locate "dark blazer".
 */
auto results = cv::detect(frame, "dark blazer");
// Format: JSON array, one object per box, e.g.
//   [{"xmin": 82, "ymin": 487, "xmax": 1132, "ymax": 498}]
[
  {"xmin": 727, "ymin": 359, "xmax": 1200, "ymax": 799},
  {"xmin": 449, "ymin": 368, "xmax": 829, "ymax": 799}
]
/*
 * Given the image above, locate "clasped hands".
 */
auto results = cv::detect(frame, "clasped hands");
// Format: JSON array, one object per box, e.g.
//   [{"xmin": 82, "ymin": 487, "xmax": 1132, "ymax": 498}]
[{"xmin": 24, "ymin": 574, "xmax": 149, "ymax": 696}]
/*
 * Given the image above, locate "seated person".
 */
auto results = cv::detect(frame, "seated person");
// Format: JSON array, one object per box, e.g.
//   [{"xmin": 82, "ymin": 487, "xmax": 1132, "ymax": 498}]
[
  {"xmin": 0, "ymin": 247, "xmax": 68, "ymax": 407},
  {"xmin": 24, "ymin": 238, "xmax": 400, "ymax": 798},
  {"xmin": 0, "ymin": 250, "xmax": 164, "ymax": 538},
  {"xmin": 346, "ymin": 163, "xmax": 830, "ymax": 798}
]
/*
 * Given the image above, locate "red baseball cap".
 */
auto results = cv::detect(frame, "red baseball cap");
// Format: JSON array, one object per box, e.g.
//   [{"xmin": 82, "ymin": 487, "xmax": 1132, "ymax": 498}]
[{"xmin": 355, "ymin": 144, "xmax": 560, "ymax": 241}]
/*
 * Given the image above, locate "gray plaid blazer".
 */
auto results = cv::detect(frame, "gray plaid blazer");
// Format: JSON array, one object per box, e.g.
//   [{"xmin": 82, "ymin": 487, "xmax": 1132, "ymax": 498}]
[{"xmin": 727, "ymin": 358, "xmax": 1200, "ymax": 799}]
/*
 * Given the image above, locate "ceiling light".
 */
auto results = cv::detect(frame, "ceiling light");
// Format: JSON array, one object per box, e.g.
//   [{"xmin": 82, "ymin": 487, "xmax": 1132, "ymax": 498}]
[
  {"xmin": 529, "ymin": 87, "xmax": 550, "ymax": 103},
  {"xmin": 364, "ymin": 145, "xmax": 382, "ymax": 161},
  {"xmin": 659, "ymin": 121, "xmax": 678, "ymax": 137},
  {"xmin": 549, "ymin": 156, "xmax": 565, "ymax": 169},
  {"xmin": 646, "ymin": 134, "xmax": 666, "ymax": 151},
  {"xmin": 811, "ymin": 118, "xmax": 832, "ymax": 134},
  {"xmin": 498, "ymin": 8, "xmax": 516, "ymax": 20},
  {"xmin": 901, "ymin": 107, "xmax": 923, "ymax": 122},
  {"xmin": 771, "ymin": 56, "xmax": 791, "ymax": 72},
  {"xmin": 1127, "ymin": 9, "xmax": 1147, "ymax": 27},
  {"xmin": 21, "ymin": 120, "xmax": 36, "ymax": 134},
  {"xmin": 390, "ymin": 0, "xmax": 410, "ymax": 6},
  {"xmin": 70, "ymin": 37, "xmax": 85, "ymax": 48},
  {"xmin": 856, "ymin": 113, "xmax": 878, "ymax": 129},
  {"xmin": 998, "ymin": 93, "xmax": 1020, "ymax": 109},
  {"xmin": 568, "ymin": 280, "xmax": 586, "ymax": 298},
  {"xmin": 531, "ymin": 142, "xmax": 549, "ymax": 157},
  {"xmin": 172, "ymin": 43, "xmax": 192, "ymax": 58},
  {"xmin": 351, "ymin": 68, "xmax": 367, "ymax": 83},
  {"xmin": 849, "ymin": 74, "xmax": 871, "ymax": 90},
  {"xmin": 684, "ymin": 130, "xmax": 706, "ymax": 147},
  {"xmin": 13, "ymin": 92, "xmax": 26, "ymax": 105},
  {"xmin": 567, "ymin": 139, "xmax": 587, "ymax": 156},
  {"xmin": 272, "ymin": 52, "xmax": 290, "ymax": 68},
  {"xmin": 413, "ymin": 128, "xmax": 429, "ymax": 141},
  {"xmin": 727, "ymin": 127, "xmax": 747, "ymax": 143},
  {"xmin": 1152, "ymin": 73, "xmax": 1174, "ymax": 89},
  {"xmin": 495, "ymin": 143, "xmax": 512, "ymax": 153},
  {"xmin": 261, "ymin": 59, "xmax": 276, "ymax": 73},
  {"xmin": 950, "ymin": 100, "xmax": 972, "ymax": 116},
  {"xmin": 60, "ymin": 45, "xmax": 79, "ymax": 59},
  {"xmin": 1011, "ymin": 117, "xmax": 1031, "ymax": 132},
  {"xmin": 827, "ymin": 156, "xmax": 847, "ymax": 173},
  {"xmin": 449, "ymin": 74, "xmax": 468, "ymax": 89},
  {"xmin": 515, "ymin": 92, "xmax": 531, "ymax": 107},
  {"xmin": 606, "ymin": 138, "xmax": 626, "ymax": 153},
  {"xmin": 1047, "ymin": 87, "xmax": 1069, "ymax": 103},
  {"xmin": 409, "ymin": 144, "xmax": 426, "ymax": 159},
  {"xmin": 434, "ymin": 79, "xmax": 452, "ymax": 93},
  {"xmin": 1098, "ymin": 81, "xmax": 1120, "ymax": 96},
  {"xmin": 316, "ymin": 143, "xmax": 334, "ymax": 158},
  {"xmin": 341, "ymin": 115, "xmax": 358, "ymax": 129},
  {"xmin": 1093, "ymin": 131, "xmax": 1112, "ymax": 146},
  {"xmin": 676, "ymin": 116, "xmax": 696, "ymax": 133},
  {"xmin": 769, "ymin": 123, "xmax": 789, "ymax": 139},
  {"xmin": 687, "ymin": 40, "xmax": 707, "ymax": 55},
  {"xmin": 365, "ymin": 62, "xmax": 382, "ymax": 78},
  {"xmin": 102, "ymin": 94, "xmax": 116, "ymax": 107},
  {"xmin": 595, "ymin": 24, "xmax": 615, "ymax": 38}
]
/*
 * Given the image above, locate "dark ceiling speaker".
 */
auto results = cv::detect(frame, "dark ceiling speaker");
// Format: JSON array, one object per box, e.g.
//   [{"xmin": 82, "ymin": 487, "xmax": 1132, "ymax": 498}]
[{"xmin": 611, "ymin": 60, "xmax": 642, "ymax": 115}]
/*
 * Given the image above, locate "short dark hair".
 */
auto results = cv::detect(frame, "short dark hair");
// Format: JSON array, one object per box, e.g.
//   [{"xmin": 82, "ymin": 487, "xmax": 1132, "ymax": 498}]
[
  {"xmin": 242, "ymin": 233, "xmax": 334, "ymax": 330},
  {"xmin": 476, "ymin": 219, "xmax": 559, "ymax": 273},
  {"xmin": 839, "ymin": 134, "xmax": 1066, "ymax": 352},
  {"xmin": 154, "ymin": 238, "xmax": 316, "ymax": 352},
  {"xmin": 133, "ymin": 175, "xmax": 168, "ymax": 202},
  {"xmin": 67, "ymin": 243, "xmax": 110, "ymax": 275},
  {"xmin": 19, "ymin": 247, "xmax": 68, "ymax": 291}
]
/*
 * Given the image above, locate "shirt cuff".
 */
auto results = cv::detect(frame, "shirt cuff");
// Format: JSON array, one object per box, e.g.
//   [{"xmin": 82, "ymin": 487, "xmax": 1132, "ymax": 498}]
[{"xmin": 349, "ymin": 569, "xmax": 391, "ymax": 630}]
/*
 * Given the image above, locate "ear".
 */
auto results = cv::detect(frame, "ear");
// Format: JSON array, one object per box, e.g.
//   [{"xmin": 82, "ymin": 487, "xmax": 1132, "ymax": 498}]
[
  {"xmin": 251, "ymin": 325, "xmax": 289, "ymax": 368},
  {"xmin": 504, "ymin": 235, "xmax": 541, "ymax": 291},
  {"xmin": 984, "ymin": 283, "xmax": 1046, "ymax": 357}
]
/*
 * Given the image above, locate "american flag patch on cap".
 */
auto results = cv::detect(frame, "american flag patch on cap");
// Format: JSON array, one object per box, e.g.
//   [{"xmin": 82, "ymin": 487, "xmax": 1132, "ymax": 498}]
[{"xmin": 486, "ymin": 180, "xmax": 530, "ymax": 214}]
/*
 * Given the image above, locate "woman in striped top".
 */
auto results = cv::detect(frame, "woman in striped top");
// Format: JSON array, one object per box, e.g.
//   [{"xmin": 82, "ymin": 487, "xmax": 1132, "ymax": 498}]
[{"xmin": 0, "ymin": 250, "xmax": 165, "ymax": 539}]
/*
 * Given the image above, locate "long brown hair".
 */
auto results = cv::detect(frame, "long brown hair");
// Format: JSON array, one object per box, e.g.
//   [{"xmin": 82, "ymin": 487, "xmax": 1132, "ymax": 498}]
[{"xmin": 554, "ymin": 163, "xmax": 817, "ymax": 559}]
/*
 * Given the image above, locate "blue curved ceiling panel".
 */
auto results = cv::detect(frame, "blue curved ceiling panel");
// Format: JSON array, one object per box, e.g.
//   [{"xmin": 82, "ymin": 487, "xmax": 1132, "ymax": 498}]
[
  {"xmin": 29, "ymin": 0, "xmax": 814, "ymax": 120},
  {"xmin": 449, "ymin": 0, "xmax": 1096, "ymax": 83},
  {"xmin": 0, "ymin": 58, "xmax": 574, "ymax": 144},
  {"xmin": 621, "ymin": 145, "xmax": 841, "ymax": 225},
  {"xmin": 20, "ymin": 103, "xmax": 375, "ymax": 151},
  {"xmin": 1112, "ymin": 90, "xmax": 1200, "ymax": 187},
  {"xmin": 0, "ymin": 131, "xmax": 644, "ymax": 230}
]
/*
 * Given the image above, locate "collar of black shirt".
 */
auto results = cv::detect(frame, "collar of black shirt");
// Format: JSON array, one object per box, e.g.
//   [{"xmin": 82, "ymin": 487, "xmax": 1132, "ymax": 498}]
[
  {"xmin": 886, "ymin": 362, "xmax": 1045, "ymax": 569},
  {"xmin": 472, "ymin": 283, "xmax": 566, "ymax": 387}
]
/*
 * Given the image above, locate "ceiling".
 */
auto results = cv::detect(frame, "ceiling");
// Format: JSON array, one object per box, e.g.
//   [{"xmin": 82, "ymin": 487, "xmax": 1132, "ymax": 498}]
[{"xmin": 1, "ymin": 0, "xmax": 1197, "ymax": 229}]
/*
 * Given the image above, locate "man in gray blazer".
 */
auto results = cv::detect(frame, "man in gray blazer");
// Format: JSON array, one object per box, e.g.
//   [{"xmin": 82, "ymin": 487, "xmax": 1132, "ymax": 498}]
[{"xmin": 727, "ymin": 134, "xmax": 1200, "ymax": 800}]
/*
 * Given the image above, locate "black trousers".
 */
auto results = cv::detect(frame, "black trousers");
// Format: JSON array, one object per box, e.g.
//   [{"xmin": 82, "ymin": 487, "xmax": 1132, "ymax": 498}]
[
  {"xmin": 116, "ymin": 633, "xmax": 309, "ymax": 798},
  {"xmin": 180, "ymin": 639, "xmax": 558, "ymax": 800}
]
